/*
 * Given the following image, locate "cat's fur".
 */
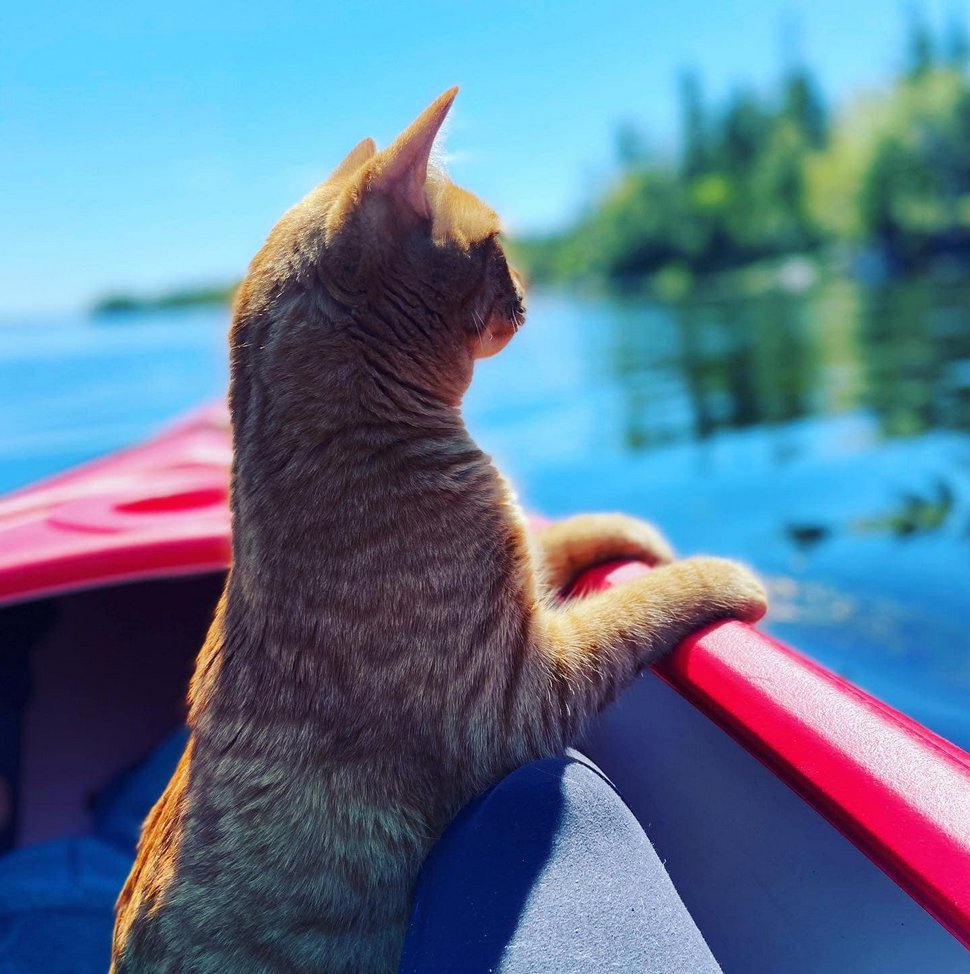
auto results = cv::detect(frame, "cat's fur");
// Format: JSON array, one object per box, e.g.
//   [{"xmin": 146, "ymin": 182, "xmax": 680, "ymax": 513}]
[{"xmin": 110, "ymin": 88, "xmax": 766, "ymax": 974}]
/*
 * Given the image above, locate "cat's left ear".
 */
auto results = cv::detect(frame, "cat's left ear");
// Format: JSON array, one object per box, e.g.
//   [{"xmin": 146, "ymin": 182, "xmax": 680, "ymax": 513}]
[
  {"xmin": 330, "ymin": 137, "xmax": 377, "ymax": 182},
  {"xmin": 373, "ymin": 87, "xmax": 458, "ymax": 220}
]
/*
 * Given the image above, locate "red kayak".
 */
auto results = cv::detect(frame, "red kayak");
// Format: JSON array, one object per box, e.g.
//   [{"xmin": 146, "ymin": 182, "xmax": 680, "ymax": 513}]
[{"xmin": 0, "ymin": 404, "xmax": 968, "ymax": 972}]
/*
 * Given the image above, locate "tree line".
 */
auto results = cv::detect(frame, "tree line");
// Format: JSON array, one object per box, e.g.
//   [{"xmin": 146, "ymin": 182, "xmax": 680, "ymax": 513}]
[{"xmin": 516, "ymin": 13, "xmax": 970, "ymax": 287}]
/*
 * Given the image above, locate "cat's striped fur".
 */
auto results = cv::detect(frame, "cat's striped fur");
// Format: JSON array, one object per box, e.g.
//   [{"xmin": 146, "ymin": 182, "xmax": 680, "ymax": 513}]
[{"xmin": 110, "ymin": 88, "xmax": 766, "ymax": 974}]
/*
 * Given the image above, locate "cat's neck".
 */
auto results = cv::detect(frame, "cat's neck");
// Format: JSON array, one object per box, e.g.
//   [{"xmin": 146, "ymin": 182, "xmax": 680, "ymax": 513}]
[{"xmin": 228, "ymin": 358, "xmax": 487, "ymax": 585}]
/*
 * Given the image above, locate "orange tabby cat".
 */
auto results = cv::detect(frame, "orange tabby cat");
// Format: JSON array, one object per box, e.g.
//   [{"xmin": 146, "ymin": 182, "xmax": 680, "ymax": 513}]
[{"xmin": 110, "ymin": 88, "xmax": 766, "ymax": 974}]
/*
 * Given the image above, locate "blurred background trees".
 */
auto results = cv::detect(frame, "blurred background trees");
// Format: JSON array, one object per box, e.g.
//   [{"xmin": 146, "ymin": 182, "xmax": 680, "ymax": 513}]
[{"xmin": 516, "ymin": 11, "xmax": 970, "ymax": 289}]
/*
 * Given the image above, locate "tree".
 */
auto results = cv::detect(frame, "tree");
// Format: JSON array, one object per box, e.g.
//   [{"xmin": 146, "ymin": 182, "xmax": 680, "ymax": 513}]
[
  {"xmin": 905, "ymin": 9, "xmax": 935, "ymax": 79},
  {"xmin": 515, "ymin": 12, "xmax": 970, "ymax": 287},
  {"xmin": 679, "ymin": 71, "xmax": 711, "ymax": 178},
  {"xmin": 782, "ymin": 65, "xmax": 828, "ymax": 147}
]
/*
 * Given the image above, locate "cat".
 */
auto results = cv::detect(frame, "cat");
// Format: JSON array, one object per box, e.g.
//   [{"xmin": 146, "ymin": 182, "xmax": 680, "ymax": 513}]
[{"xmin": 110, "ymin": 87, "xmax": 767, "ymax": 974}]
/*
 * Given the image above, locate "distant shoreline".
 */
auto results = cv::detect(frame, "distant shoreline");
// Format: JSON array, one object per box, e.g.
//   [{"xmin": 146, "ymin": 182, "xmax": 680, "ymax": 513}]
[{"xmin": 90, "ymin": 284, "xmax": 238, "ymax": 317}]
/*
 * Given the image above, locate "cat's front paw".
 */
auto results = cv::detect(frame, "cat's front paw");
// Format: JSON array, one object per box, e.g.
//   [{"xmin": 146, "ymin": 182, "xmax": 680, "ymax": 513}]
[
  {"xmin": 545, "ymin": 512, "xmax": 674, "ymax": 567},
  {"xmin": 589, "ymin": 513, "xmax": 676, "ymax": 567},
  {"xmin": 681, "ymin": 556, "xmax": 768, "ymax": 623},
  {"xmin": 535, "ymin": 512, "xmax": 677, "ymax": 592}
]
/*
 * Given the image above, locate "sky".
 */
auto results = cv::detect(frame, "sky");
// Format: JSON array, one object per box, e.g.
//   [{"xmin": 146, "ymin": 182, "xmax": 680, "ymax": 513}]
[{"xmin": 1, "ymin": 0, "xmax": 962, "ymax": 314}]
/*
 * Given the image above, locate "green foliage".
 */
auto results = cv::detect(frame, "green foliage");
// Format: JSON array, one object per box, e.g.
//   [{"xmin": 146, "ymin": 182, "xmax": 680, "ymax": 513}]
[
  {"xmin": 520, "ymin": 14, "xmax": 970, "ymax": 287},
  {"xmin": 91, "ymin": 284, "xmax": 237, "ymax": 317}
]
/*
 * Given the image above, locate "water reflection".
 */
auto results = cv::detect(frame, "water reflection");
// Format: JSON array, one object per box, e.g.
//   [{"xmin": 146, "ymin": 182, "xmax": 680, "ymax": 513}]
[
  {"xmin": 612, "ymin": 287, "xmax": 821, "ymax": 452},
  {"xmin": 609, "ymin": 277, "xmax": 970, "ymax": 452},
  {"xmin": 786, "ymin": 479, "xmax": 956, "ymax": 550},
  {"xmin": 861, "ymin": 283, "xmax": 970, "ymax": 436}
]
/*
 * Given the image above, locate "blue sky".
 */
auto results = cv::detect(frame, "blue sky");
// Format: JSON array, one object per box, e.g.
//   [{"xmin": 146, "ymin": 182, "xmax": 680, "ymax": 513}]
[{"xmin": 1, "ymin": 0, "xmax": 960, "ymax": 314}]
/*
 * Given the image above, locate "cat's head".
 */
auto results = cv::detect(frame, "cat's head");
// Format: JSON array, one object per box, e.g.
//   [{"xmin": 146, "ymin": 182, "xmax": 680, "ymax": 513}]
[{"xmin": 237, "ymin": 88, "xmax": 525, "ymax": 405}]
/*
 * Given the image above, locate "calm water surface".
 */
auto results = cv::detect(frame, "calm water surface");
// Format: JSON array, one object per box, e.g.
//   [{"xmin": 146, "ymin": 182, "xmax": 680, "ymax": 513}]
[{"xmin": 2, "ymin": 279, "xmax": 969, "ymax": 747}]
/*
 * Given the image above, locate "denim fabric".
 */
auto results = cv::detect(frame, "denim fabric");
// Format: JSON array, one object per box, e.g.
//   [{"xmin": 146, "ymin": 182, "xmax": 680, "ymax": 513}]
[{"xmin": 0, "ymin": 837, "xmax": 129, "ymax": 974}]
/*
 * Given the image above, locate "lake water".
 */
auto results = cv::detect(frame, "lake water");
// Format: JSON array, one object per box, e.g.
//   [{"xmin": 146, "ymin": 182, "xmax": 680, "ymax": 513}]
[{"xmin": 2, "ymin": 279, "xmax": 969, "ymax": 748}]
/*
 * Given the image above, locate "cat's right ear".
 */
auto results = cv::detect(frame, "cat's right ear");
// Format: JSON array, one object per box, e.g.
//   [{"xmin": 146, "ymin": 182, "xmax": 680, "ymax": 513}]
[
  {"xmin": 329, "ymin": 137, "xmax": 377, "ymax": 182},
  {"xmin": 372, "ymin": 87, "xmax": 458, "ymax": 220}
]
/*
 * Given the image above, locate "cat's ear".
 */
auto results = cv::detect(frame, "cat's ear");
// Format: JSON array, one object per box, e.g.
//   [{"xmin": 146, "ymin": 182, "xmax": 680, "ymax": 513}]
[
  {"xmin": 373, "ymin": 87, "xmax": 458, "ymax": 220},
  {"xmin": 329, "ymin": 137, "xmax": 377, "ymax": 182}
]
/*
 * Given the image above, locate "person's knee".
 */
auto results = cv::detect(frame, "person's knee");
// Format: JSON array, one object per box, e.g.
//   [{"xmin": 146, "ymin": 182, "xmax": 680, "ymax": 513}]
[
  {"xmin": 402, "ymin": 754, "xmax": 723, "ymax": 974},
  {"xmin": 466, "ymin": 754, "xmax": 643, "ymax": 860},
  {"xmin": 476, "ymin": 756, "xmax": 577, "ymax": 820}
]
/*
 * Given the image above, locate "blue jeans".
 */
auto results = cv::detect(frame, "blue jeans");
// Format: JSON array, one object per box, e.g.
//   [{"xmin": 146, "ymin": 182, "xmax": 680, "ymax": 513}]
[{"xmin": 400, "ymin": 752, "xmax": 723, "ymax": 974}]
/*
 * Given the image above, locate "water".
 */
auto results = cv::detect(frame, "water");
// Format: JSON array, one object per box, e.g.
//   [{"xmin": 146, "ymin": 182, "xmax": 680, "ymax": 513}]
[{"xmin": 2, "ymin": 280, "xmax": 969, "ymax": 748}]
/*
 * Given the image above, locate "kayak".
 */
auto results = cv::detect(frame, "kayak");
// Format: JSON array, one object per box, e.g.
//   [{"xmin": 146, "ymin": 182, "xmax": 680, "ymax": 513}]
[{"xmin": 0, "ymin": 404, "xmax": 967, "ymax": 973}]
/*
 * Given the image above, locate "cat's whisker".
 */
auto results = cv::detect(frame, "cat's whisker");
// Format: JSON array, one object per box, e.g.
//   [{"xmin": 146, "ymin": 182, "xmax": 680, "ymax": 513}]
[{"xmin": 472, "ymin": 309, "xmax": 485, "ymax": 340}]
